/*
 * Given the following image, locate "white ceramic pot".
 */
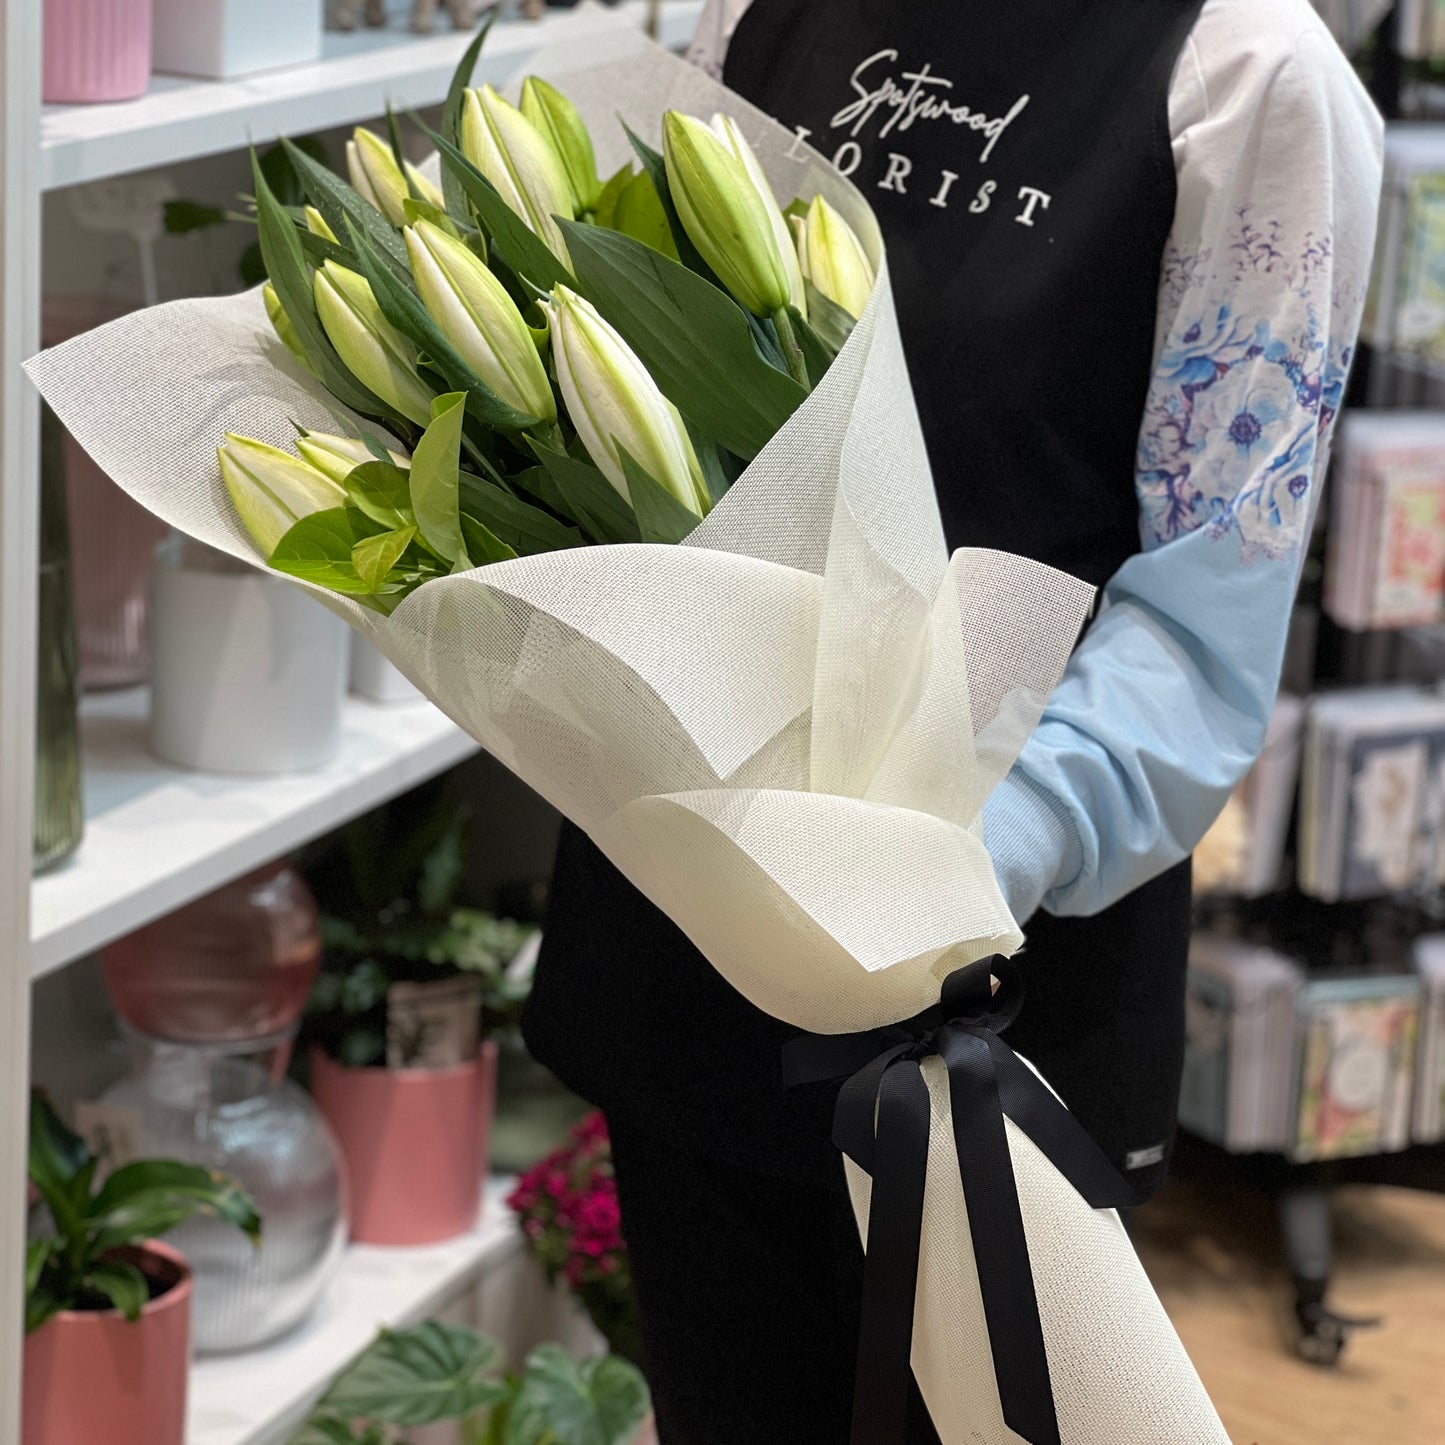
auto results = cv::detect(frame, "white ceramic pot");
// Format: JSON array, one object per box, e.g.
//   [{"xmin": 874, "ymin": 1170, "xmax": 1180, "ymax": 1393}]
[
  {"xmin": 149, "ymin": 541, "xmax": 346, "ymax": 774},
  {"xmin": 349, "ymin": 635, "xmax": 423, "ymax": 705},
  {"xmin": 150, "ymin": 0, "xmax": 323, "ymax": 80}
]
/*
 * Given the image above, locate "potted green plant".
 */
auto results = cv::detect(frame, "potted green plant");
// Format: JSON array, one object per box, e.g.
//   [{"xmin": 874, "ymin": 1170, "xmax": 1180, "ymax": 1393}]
[
  {"xmin": 23, "ymin": 1091, "xmax": 261, "ymax": 1445},
  {"xmin": 292, "ymin": 1321, "xmax": 652, "ymax": 1445},
  {"xmin": 303, "ymin": 794, "xmax": 538, "ymax": 1245}
]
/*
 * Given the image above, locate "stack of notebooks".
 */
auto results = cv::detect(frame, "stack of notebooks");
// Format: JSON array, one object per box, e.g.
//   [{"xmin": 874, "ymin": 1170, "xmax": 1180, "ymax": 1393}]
[
  {"xmin": 1294, "ymin": 974, "xmax": 1421, "ymax": 1161},
  {"xmin": 1180, "ymin": 935, "xmax": 1426, "ymax": 1160},
  {"xmin": 1298, "ymin": 688, "xmax": 1445, "ymax": 902},
  {"xmin": 1323, "ymin": 412, "xmax": 1445, "ymax": 632},
  {"xmin": 1364, "ymin": 126, "xmax": 1445, "ymax": 363},
  {"xmin": 1411, "ymin": 934, "xmax": 1445, "ymax": 1142},
  {"xmin": 1179, "ymin": 935, "xmax": 1304, "ymax": 1153}
]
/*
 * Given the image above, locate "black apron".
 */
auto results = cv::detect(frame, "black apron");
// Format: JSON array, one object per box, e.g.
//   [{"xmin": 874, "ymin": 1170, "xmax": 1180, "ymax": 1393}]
[{"xmin": 525, "ymin": 0, "xmax": 1206, "ymax": 1201}]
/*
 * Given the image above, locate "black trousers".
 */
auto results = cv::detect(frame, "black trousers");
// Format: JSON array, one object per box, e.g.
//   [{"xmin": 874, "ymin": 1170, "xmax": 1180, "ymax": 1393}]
[{"xmin": 608, "ymin": 1114, "xmax": 943, "ymax": 1445}]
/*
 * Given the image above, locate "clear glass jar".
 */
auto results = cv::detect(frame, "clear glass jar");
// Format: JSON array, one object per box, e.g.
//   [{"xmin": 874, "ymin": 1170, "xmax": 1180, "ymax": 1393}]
[
  {"xmin": 43, "ymin": 296, "xmax": 167, "ymax": 690},
  {"xmin": 33, "ymin": 400, "xmax": 84, "ymax": 873},
  {"xmin": 101, "ymin": 861, "xmax": 322, "ymax": 1043},
  {"xmin": 101, "ymin": 1027, "xmax": 347, "ymax": 1354}
]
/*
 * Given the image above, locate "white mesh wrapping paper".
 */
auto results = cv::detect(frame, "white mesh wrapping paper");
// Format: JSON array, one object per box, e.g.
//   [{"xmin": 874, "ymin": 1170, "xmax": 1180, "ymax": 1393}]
[{"xmin": 26, "ymin": 17, "xmax": 1228, "ymax": 1443}]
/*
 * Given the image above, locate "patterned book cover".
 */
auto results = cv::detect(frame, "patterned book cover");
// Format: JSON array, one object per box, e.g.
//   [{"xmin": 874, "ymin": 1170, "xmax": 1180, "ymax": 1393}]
[
  {"xmin": 1340, "ymin": 732, "xmax": 1431, "ymax": 898},
  {"xmin": 1394, "ymin": 172, "xmax": 1445, "ymax": 359},
  {"xmin": 1372, "ymin": 456, "xmax": 1445, "ymax": 627},
  {"xmin": 1294, "ymin": 981, "xmax": 1421, "ymax": 1161}
]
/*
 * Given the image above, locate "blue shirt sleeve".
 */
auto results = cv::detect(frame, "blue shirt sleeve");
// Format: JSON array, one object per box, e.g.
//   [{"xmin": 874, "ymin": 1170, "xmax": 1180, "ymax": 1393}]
[{"xmin": 984, "ymin": 8, "xmax": 1384, "ymax": 923}]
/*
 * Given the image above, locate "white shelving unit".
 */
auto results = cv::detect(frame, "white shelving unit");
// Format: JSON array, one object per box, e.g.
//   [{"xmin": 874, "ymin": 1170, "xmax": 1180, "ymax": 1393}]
[
  {"xmin": 0, "ymin": 6, "xmax": 704, "ymax": 1444},
  {"xmin": 31, "ymin": 687, "xmax": 478, "ymax": 978},
  {"xmin": 189, "ymin": 1179, "xmax": 521, "ymax": 1445}
]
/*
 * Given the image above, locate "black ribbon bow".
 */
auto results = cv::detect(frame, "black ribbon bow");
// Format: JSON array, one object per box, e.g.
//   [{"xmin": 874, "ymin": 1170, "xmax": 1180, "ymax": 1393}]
[{"xmin": 782, "ymin": 957, "xmax": 1138, "ymax": 1445}]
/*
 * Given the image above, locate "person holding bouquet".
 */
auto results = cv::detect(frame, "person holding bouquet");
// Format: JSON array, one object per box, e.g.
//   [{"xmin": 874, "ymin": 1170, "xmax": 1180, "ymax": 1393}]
[{"xmin": 522, "ymin": 0, "xmax": 1384, "ymax": 1439}]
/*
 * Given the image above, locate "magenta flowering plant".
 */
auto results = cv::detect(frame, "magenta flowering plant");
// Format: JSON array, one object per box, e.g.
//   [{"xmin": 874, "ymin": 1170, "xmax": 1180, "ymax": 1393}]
[{"xmin": 507, "ymin": 1112, "xmax": 643, "ymax": 1368}]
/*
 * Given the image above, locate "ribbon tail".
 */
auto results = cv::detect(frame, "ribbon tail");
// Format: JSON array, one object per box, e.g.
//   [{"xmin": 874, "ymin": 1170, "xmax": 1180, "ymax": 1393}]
[
  {"xmin": 942, "ymin": 1028, "xmax": 1062, "ymax": 1445},
  {"xmin": 845, "ymin": 1057, "xmax": 932, "ymax": 1445}
]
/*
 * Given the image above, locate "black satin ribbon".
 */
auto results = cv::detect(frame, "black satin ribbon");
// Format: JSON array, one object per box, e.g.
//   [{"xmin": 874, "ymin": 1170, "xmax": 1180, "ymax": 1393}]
[{"xmin": 782, "ymin": 957, "xmax": 1138, "ymax": 1445}]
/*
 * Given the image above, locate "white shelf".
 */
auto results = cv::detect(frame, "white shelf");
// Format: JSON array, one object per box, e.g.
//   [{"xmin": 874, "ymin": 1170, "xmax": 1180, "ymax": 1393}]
[
  {"xmin": 188, "ymin": 1177, "xmax": 522, "ymax": 1445},
  {"xmin": 30, "ymin": 687, "xmax": 479, "ymax": 979},
  {"xmin": 40, "ymin": 1, "xmax": 704, "ymax": 191}
]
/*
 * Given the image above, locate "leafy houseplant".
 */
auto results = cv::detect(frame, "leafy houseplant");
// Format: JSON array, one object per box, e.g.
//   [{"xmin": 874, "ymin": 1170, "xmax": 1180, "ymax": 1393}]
[
  {"xmin": 23, "ymin": 1091, "xmax": 261, "ymax": 1445},
  {"xmin": 303, "ymin": 794, "xmax": 536, "ymax": 1069},
  {"xmin": 25, "ymin": 1091, "xmax": 261, "ymax": 1331},
  {"xmin": 508, "ymin": 1114, "xmax": 643, "ymax": 1370},
  {"xmin": 293, "ymin": 1322, "xmax": 650, "ymax": 1445},
  {"xmin": 302, "ymin": 789, "xmax": 537, "ymax": 1245}
]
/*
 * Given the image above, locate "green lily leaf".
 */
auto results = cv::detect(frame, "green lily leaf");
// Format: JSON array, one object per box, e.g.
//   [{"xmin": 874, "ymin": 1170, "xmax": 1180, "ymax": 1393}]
[
  {"xmin": 425, "ymin": 124, "xmax": 573, "ymax": 290},
  {"xmin": 526, "ymin": 441, "xmax": 640, "ymax": 545},
  {"xmin": 458, "ymin": 475, "xmax": 584, "ymax": 556},
  {"xmin": 410, "ymin": 393, "xmax": 469, "ymax": 566},
  {"xmin": 621, "ymin": 122, "xmax": 717, "ymax": 285},
  {"xmin": 83, "ymin": 1259, "xmax": 150, "ymax": 1324},
  {"xmin": 269, "ymin": 508, "xmax": 378, "ymax": 595},
  {"xmin": 802, "ymin": 279, "xmax": 856, "ymax": 354},
  {"xmin": 509, "ymin": 463, "xmax": 569, "ymax": 517},
  {"xmin": 281, "ymin": 136, "xmax": 410, "ymax": 275},
  {"xmin": 345, "ymin": 460, "xmax": 414, "ymax": 531},
  {"xmin": 345, "ymin": 220, "xmax": 541, "ymax": 433},
  {"xmin": 619, "ymin": 449, "xmax": 701, "ymax": 545},
  {"xmin": 612, "ymin": 171, "xmax": 678, "ymax": 261},
  {"xmin": 685, "ymin": 421, "xmax": 736, "ymax": 507},
  {"xmin": 460, "ymin": 514, "xmax": 519, "ymax": 566},
  {"xmin": 293, "ymin": 225, "xmax": 358, "ymax": 273},
  {"xmin": 593, "ymin": 162, "xmax": 634, "ymax": 230},
  {"xmin": 402, "ymin": 196, "xmax": 461, "ymax": 236},
  {"xmin": 792, "ymin": 303, "xmax": 838, "ymax": 388},
  {"xmin": 504, "ymin": 1345, "xmax": 649, "ymax": 1445},
  {"xmin": 440, "ymin": 16, "xmax": 495, "ymax": 225},
  {"xmin": 353, "ymin": 524, "xmax": 418, "ymax": 592},
  {"xmin": 557, "ymin": 221, "xmax": 806, "ymax": 460},
  {"xmin": 252, "ymin": 151, "xmax": 399, "ymax": 425},
  {"xmin": 316, "ymin": 1322, "xmax": 509, "ymax": 1427}
]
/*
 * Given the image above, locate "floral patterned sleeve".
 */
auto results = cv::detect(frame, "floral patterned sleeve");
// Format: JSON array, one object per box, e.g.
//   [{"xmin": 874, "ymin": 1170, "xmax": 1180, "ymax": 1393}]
[{"xmin": 984, "ymin": 0, "xmax": 1384, "ymax": 923}]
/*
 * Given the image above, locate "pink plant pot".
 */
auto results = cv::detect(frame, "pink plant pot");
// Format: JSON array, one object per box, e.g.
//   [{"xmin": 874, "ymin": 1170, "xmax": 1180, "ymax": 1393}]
[
  {"xmin": 311, "ymin": 1040, "xmax": 499, "ymax": 1246},
  {"xmin": 43, "ymin": 0, "xmax": 153, "ymax": 103},
  {"xmin": 23, "ymin": 1241, "xmax": 192, "ymax": 1445}
]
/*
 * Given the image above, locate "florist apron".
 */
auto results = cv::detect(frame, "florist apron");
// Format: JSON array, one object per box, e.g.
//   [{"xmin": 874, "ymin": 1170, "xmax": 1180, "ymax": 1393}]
[{"xmin": 527, "ymin": 0, "xmax": 1206, "ymax": 1199}]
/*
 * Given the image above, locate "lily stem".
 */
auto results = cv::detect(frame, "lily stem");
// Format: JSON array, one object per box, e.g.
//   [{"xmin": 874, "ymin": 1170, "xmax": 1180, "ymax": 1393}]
[{"xmin": 771, "ymin": 306, "xmax": 811, "ymax": 391}]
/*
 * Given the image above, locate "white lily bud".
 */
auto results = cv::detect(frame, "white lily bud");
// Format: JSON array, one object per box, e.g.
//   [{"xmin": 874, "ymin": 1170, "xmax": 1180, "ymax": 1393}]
[
  {"xmin": 218, "ymin": 433, "xmax": 347, "ymax": 555},
  {"xmin": 709, "ymin": 113, "xmax": 806, "ymax": 318},
  {"xmin": 294, "ymin": 431, "xmax": 410, "ymax": 485},
  {"xmin": 797, "ymin": 195, "xmax": 875, "ymax": 320},
  {"xmin": 460, "ymin": 85, "xmax": 573, "ymax": 264},
  {"xmin": 347, "ymin": 126, "xmax": 445, "ymax": 227},
  {"xmin": 404, "ymin": 220, "xmax": 556, "ymax": 423},
  {"xmin": 263, "ymin": 284, "xmax": 313, "ymax": 374},
  {"xmin": 520, "ymin": 75, "xmax": 603, "ymax": 216},
  {"xmin": 549, "ymin": 285, "xmax": 708, "ymax": 517},
  {"xmin": 662, "ymin": 111, "xmax": 792, "ymax": 318},
  {"xmin": 313, "ymin": 259, "xmax": 434, "ymax": 426},
  {"xmin": 304, "ymin": 206, "xmax": 338, "ymax": 243}
]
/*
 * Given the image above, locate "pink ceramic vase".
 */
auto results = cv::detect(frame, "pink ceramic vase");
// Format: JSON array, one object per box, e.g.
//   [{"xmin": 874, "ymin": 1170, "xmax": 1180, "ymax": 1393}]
[
  {"xmin": 23, "ymin": 1241, "xmax": 192, "ymax": 1445},
  {"xmin": 43, "ymin": 0, "xmax": 153, "ymax": 104},
  {"xmin": 311, "ymin": 1040, "xmax": 499, "ymax": 1246}
]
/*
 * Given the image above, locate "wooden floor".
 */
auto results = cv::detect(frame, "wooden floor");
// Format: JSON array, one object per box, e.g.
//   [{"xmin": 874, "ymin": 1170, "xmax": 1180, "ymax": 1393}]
[{"xmin": 1132, "ymin": 1153, "xmax": 1445, "ymax": 1445}]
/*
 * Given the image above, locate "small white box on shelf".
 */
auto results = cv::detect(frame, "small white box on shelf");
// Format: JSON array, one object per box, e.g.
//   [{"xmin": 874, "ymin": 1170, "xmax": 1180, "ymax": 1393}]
[{"xmin": 150, "ymin": 0, "xmax": 324, "ymax": 81}]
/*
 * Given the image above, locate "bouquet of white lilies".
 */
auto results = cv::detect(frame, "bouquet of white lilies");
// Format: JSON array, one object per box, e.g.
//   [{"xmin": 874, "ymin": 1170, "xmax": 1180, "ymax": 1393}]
[
  {"xmin": 221, "ymin": 30, "xmax": 874, "ymax": 610},
  {"xmin": 27, "ymin": 13, "xmax": 1230, "ymax": 1445}
]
